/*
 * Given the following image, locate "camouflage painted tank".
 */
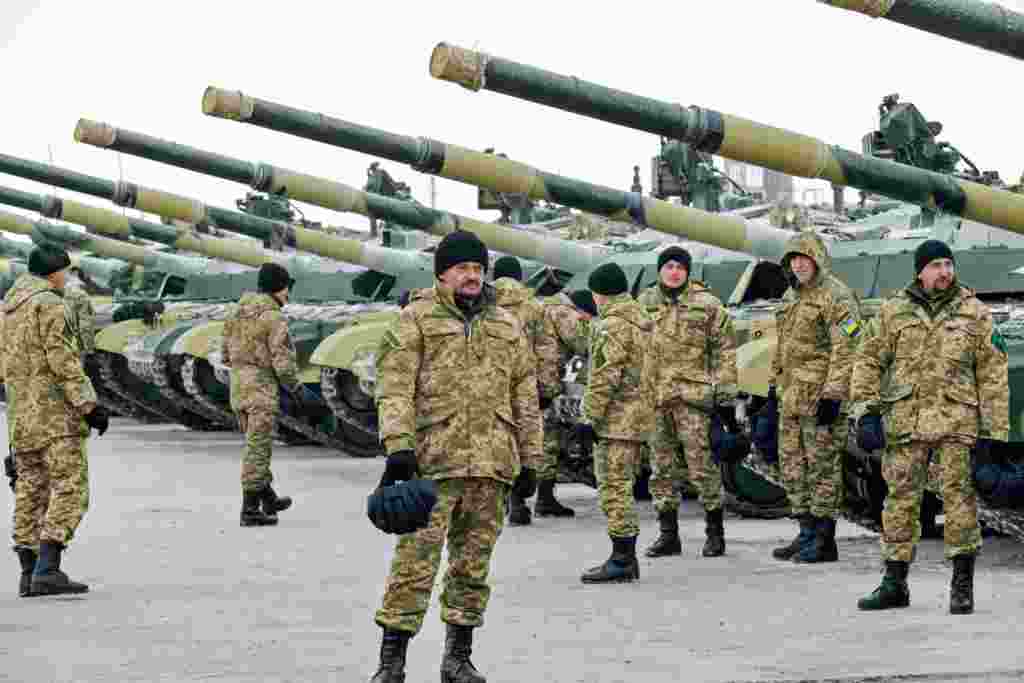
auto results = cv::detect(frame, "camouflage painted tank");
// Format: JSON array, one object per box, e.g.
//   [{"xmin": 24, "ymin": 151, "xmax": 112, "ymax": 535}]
[
  {"xmin": 198, "ymin": 82, "xmax": 1024, "ymax": 539},
  {"xmin": 819, "ymin": 0, "xmax": 1024, "ymax": 63}
]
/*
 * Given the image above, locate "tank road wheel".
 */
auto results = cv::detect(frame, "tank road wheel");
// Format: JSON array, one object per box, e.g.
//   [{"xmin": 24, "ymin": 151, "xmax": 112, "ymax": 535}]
[{"xmin": 321, "ymin": 368, "xmax": 383, "ymax": 458}]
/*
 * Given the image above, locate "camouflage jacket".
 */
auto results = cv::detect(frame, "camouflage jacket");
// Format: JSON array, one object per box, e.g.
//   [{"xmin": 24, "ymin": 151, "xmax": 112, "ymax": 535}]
[
  {"xmin": 494, "ymin": 278, "xmax": 559, "ymax": 399},
  {"xmin": 582, "ymin": 294, "xmax": 654, "ymax": 441},
  {"xmin": 2, "ymin": 274, "xmax": 96, "ymax": 451},
  {"xmin": 772, "ymin": 232, "xmax": 862, "ymax": 416},
  {"xmin": 638, "ymin": 281, "xmax": 737, "ymax": 410},
  {"xmin": 851, "ymin": 280, "xmax": 1009, "ymax": 445},
  {"xmin": 541, "ymin": 291, "xmax": 590, "ymax": 388},
  {"xmin": 221, "ymin": 292, "xmax": 300, "ymax": 413},
  {"xmin": 375, "ymin": 282, "xmax": 542, "ymax": 484},
  {"xmin": 64, "ymin": 286, "xmax": 96, "ymax": 356}
]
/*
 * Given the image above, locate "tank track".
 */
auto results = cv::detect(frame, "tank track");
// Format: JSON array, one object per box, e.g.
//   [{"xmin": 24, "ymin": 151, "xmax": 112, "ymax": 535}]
[
  {"xmin": 151, "ymin": 356, "xmax": 230, "ymax": 430},
  {"xmin": 84, "ymin": 356, "xmax": 152, "ymax": 421},
  {"xmin": 95, "ymin": 351, "xmax": 176, "ymax": 423},
  {"xmin": 320, "ymin": 368, "xmax": 384, "ymax": 458}
]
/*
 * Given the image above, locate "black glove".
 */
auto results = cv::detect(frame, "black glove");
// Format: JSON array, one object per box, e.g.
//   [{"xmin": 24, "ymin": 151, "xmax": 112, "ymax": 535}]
[
  {"xmin": 84, "ymin": 405, "xmax": 110, "ymax": 436},
  {"xmin": 972, "ymin": 438, "xmax": 996, "ymax": 468},
  {"xmin": 3, "ymin": 454, "xmax": 15, "ymax": 493},
  {"xmin": 539, "ymin": 395, "xmax": 554, "ymax": 411},
  {"xmin": 572, "ymin": 422, "xmax": 597, "ymax": 456},
  {"xmin": 751, "ymin": 401, "xmax": 779, "ymax": 464},
  {"xmin": 856, "ymin": 414, "xmax": 886, "ymax": 453},
  {"xmin": 512, "ymin": 467, "xmax": 538, "ymax": 499},
  {"xmin": 382, "ymin": 449, "xmax": 419, "ymax": 486},
  {"xmin": 715, "ymin": 405, "xmax": 739, "ymax": 432},
  {"xmin": 709, "ymin": 414, "xmax": 726, "ymax": 464},
  {"xmin": 816, "ymin": 398, "xmax": 842, "ymax": 427},
  {"xmin": 367, "ymin": 478, "xmax": 438, "ymax": 535}
]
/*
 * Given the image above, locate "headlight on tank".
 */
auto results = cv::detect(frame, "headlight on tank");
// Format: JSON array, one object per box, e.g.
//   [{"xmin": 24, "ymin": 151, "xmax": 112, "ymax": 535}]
[{"xmin": 351, "ymin": 347, "xmax": 378, "ymax": 397}]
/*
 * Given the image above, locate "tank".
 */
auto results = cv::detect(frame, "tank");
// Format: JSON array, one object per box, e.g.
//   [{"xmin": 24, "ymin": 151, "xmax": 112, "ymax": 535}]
[
  {"xmin": 818, "ymin": 0, "xmax": 1024, "ymax": 62},
  {"xmin": 196, "ymin": 86, "xmax": 1024, "ymax": 538}
]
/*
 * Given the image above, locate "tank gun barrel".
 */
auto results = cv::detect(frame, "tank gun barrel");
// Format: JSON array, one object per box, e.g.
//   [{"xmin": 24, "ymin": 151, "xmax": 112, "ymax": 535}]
[
  {"xmin": 427, "ymin": 43, "xmax": 1024, "ymax": 234},
  {"xmin": 0, "ymin": 207, "xmax": 208, "ymax": 279},
  {"xmin": 0, "ymin": 150, "xmax": 429, "ymax": 277},
  {"xmin": 819, "ymin": 0, "xmax": 1024, "ymax": 62},
  {"xmin": 76, "ymin": 115, "xmax": 607, "ymax": 273},
  {"xmin": 0, "ymin": 233, "xmax": 34, "ymax": 261},
  {"xmin": 200, "ymin": 88, "xmax": 795, "ymax": 261}
]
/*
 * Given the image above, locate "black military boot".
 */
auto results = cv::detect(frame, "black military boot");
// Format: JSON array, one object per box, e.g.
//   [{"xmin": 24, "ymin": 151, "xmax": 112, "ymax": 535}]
[
  {"xmin": 30, "ymin": 542, "xmax": 88, "ymax": 596},
  {"xmin": 857, "ymin": 560, "xmax": 911, "ymax": 610},
  {"xmin": 644, "ymin": 509, "xmax": 682, "ymax": 558},
  {"xmin": 16, "ymin": 548, "xmax": 37, "ymax": 598},
  {"xmin": 821, "ymin": 517, "xmax": 839, "ymax": 562},
  {"xmin": 581, "ymin": 536, "xmax": 640, "ymax": 584},
  {"xmin": 369, "ymin": 628, "xmax": 411, "ymax": 683},
  {"xmin": 790, "ymin": 515, "xmax": 818, "ymax": 564},
  {"xmin": 440, "ymin": 623, "xmax": 486, "ymax": 683},
  {"xmin": 772, "ymin": 520, "xmax": 802, "ymax": 561},
  {"xmin": 793, "ymin": 516, "xmax": 829, "ymax": 563},
  {"xmin": 507, "ymin": 491, "xmax": 532, "ymax": 526},
  {"xmin": 702, "ymin": 508, "xmax": 726, "ymax": 557},
  {"xmin": 533, "ymin": 479, "xmax": 575, "ymax": 517},
  {"xmin": 240, "ymin": 491, "xmax": 275, "ymax": 527},
  {"xmin": 261, "ymin": 485, "xmax": 293, "ymax": 523},
  {"xmin": 949, "ymin": 554, "xmax": 976, "ymax": 615}
]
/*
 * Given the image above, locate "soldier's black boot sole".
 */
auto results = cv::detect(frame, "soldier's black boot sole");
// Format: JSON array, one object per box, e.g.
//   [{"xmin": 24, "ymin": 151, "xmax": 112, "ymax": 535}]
[
  {"xmin": 772, "ymin": 535, "xmax": 800, "ymax": 560},
  {"xmin": 949, "ymin": 554, "xmax": 975, "ymax": 615}
]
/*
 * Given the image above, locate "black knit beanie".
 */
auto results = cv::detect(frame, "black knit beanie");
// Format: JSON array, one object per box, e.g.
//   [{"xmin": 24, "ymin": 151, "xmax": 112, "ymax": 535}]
[
  {"xmin": 258, "ymin": 262, "xmax": 295, "ymax": 293},
  {"xmin": 568, "ymin": 289, "xmax": 598, "ymax": 317},
  {"xmin": 657, "ymin": 245, "xmax": 692, "ymax": 274},
  {"xmin": 492, "ymin": 255, "xmax": 523, "ymax": 282},
  {"xmin": 435, "ymin": 230, "xmax": 489, "ymax": 278},
  {"xmin": 28, "ymin": 244, "xmax": 71, "ymax": 277},
  {"xmin": 588, "ymin": 262, "xmax": 629, "ymax": 296},
  {"xmin": 914, "ymin": 239, "xmax": 955, "ymax": 275}
]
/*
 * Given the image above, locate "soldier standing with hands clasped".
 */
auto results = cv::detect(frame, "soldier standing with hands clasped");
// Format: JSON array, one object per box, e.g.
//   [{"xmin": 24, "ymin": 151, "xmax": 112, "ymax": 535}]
[
  {"xmin": 574, "ymin": 261, "xmax": 653, "ymax": 584},
  {"xmin": 3, "ymin": 245, "xmax": 108, "ymax": 597},
  {"xmin": 369, "ymin": 231, "xmax": 542, "ymax": 683},
  {"xmin": 853, "ymin": 240, "xmax": 1007, "ymax": 614},
  {"xmin": 766, "ymin": 233, "xmax": 861, "ymax": 564},
  {"xmin": 641, "ymin": 246, "xmax": 738, "ymax": 559}
]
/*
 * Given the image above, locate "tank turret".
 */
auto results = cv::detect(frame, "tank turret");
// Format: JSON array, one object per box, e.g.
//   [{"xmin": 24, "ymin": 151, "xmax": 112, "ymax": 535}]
[
  {"xmin": 427, "ymin": 43, "xmax": 1024, "ymax": 234},
  {"xmin": 74, "ymin": 117, "xmax": 609, "ymax": 274},
  {"xmin": 818, "ymin": 0, "xmax": 1024, "ymax": 62}
]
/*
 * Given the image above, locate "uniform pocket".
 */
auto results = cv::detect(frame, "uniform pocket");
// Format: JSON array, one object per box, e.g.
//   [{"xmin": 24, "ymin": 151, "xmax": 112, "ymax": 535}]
[{"xmin": 881, "ymin": 384, "xmax": 915, "ymax": 441}]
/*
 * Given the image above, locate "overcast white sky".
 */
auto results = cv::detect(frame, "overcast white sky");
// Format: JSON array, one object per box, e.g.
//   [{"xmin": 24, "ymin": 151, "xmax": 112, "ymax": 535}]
[{"xmin": 2, "ymin": 0, "xmax": 1022, "ymax": 235}]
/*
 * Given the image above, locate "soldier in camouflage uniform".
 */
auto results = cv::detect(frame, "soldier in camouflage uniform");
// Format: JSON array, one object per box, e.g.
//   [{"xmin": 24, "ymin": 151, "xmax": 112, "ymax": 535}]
[
  {"xmin": 853, "ymin": 240, "xmax": 1007, "ymax": 615},
  {"xmin": 221, "ymin": 263, "xmax": 303, "ymax": 528},
  {"xmin": 370, "ymin": 231, "xmax": 542, "ymax": 683},
  {"xmin": 641, "ymin": 246, "xmax": 738, "ymax": 559},
  {"xmin": 574, "ymin": 262, "xmax": 653, "ymax": 584},
  {"xmin": 3, "ymin": 245, "xmax": 108, "ymax": 597},
  {"xmin": 491, "ymin": 255, "xmax": 558, "ymax": 526},
  {"xmin": 532, "ymin": 288, "xmax": 594, "ymax": 517},
  {"xmin": 63, "ymin": 278, "xmax": 96, "ymax": 357},
  {"xmin": 769, "ymin": 232, "xmax": 861, "ymax": 564}
]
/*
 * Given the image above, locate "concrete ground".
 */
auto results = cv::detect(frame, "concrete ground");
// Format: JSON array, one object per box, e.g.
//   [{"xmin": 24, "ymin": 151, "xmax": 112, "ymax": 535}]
[{"xmin": 1, "ymin": 418, "xmax": 1023, "ymax": 683}]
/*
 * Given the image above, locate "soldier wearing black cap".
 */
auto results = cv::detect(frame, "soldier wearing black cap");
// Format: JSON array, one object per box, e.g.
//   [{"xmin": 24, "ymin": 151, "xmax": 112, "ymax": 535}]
[
  {"xmin": 369, "ymin": 230, "xmax": 542, "ymax": 682},
  {"xmin": 851, "ymin": 239, "xmax": 1007, "ymax": 615},
  {"xmin": 3, "ymin": 244, "xmax": 106, "ymax": 597},
  {"xmin": 639, "ymin": 245, "xmax": 738, "ymax": 559},
  {"xmin": 221, "ymin": 262, "xmax": 303, "ymax": 527},
  {"xmin": 574, "ymin": 262, "xmax": 653, "ymax": 583}
]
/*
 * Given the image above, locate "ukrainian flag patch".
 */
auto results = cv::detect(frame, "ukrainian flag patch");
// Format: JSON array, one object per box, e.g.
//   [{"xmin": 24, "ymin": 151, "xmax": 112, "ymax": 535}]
[{"xmin": 840, "ymin": 316, "xmax": 861, "ymax": 338}]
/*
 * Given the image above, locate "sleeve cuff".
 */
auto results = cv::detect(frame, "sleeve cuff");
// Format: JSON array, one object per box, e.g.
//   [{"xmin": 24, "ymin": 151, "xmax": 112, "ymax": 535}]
[{"xmin": 384, "ymin": 435, "xmax": 415, "ymax": 454}]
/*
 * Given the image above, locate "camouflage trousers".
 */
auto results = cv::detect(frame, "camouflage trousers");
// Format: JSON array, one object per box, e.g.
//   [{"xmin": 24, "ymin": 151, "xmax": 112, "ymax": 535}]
[
  {"xmin": 237, "ymin": 409, "xmax": 274, "ymax": 493},
  {"xmin": 779, "ymin": 412, "xmax": 844, "ymax": 518},
  {"xmin": 651, "ymin": 401, "xmax": 722, "ymax": 513},
  {"xmin": 11, "ymin": 437, "xmax": 89, "ymax": 549},
  {"xmin": 538, "ymin": 416, "xmax": 561, "ymax": 482},
  {"xmin": 594, "ymin": 439, "xmax": 640, "ymax": 538},
  {"xmin": 376, "ymin": 477, "xmax": 506, "ymax": 634},
  {"xmin": 882, "ymin": 440, "xmax": 981, "ymax": 562}
]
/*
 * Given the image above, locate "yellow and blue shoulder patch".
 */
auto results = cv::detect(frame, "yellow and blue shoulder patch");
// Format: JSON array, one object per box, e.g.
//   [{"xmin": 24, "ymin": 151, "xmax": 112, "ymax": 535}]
[{"xmin": 839, "ymin": 315, "xmax": 862, "ymax": 338}]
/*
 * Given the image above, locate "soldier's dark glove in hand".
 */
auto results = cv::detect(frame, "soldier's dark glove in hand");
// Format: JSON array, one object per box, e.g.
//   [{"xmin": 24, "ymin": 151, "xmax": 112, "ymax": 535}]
[
  {"xmin": 382, "ymin": 449, "xmax": 419, "ymax": 485},
  {"xmin": 3, "ymin": 454, "xmax": 15, "ymax": 492},
  {"xmin": 856, "ymin": 414, "xmax": 886, "ymax": 453},
  {"xmin": 715, "ymin": 405, "xmax": 739, "ymax": 432},
  {"xmin": 512, "ymin": 467, "xmax": 538, "ymax": 499},
  {"xmin": 84, "ymin": 405, "xmax": 110, "ymax": 436},
  {"xmin": 572, "ymin": 423, "xmax": 597, "ymax": 456},
  {"xmin": 816, "ymin": 398, "xmax": 842, "ymax": 426}
]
